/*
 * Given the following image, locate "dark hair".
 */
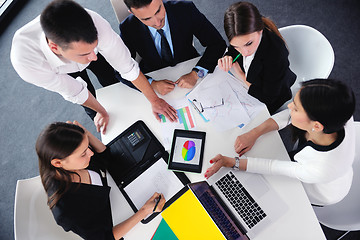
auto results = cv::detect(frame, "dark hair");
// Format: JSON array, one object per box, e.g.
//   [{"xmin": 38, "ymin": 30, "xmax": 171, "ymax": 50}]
[
  {"xmin": 124, "ymin": 0, "xmax": 153, "ymax": 10},
  {"xmin": 298, "ymin": 79, "xmax": 355, "ymax": 134},
  {"xmin": 36, "ymin": 122, "xmax": 85, "ymax": 209},
  {"xmin": 40, "ymin": 0, "xmax": 98, "ymax": 50},
  {"xmin": 224, "ymin": 2, "xmax": 284, "ymax": 42}
]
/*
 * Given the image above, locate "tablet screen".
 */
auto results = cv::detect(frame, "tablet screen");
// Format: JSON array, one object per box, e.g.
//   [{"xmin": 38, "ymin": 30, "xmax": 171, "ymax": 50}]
[{"xmin": 168, "ymin": 129, "xmax": 206, "ymax": 173}]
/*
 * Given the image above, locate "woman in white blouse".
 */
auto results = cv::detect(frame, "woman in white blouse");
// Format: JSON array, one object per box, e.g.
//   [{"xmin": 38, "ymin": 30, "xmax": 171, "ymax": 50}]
[{"xmin": 205, "ymin": 79, "xmax": 356, "ymax": 206}]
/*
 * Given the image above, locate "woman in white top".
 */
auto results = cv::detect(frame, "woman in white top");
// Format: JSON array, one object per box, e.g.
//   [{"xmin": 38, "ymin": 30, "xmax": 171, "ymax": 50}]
[{"xmin": 205, "ymin": 79, "xmax": 356, "ymax": 206}]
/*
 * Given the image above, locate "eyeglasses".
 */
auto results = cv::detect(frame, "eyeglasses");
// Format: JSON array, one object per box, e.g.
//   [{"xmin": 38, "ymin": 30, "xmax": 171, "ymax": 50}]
[{"xmin": 192, "ymin": 98, "xmax": 224, "ymax": 113}]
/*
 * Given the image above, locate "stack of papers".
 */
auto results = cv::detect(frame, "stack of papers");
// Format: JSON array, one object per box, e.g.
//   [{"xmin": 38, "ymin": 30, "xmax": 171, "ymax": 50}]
[{"xmin": 186, "ymin": 67, "xmax": 265, "ymax": 131}]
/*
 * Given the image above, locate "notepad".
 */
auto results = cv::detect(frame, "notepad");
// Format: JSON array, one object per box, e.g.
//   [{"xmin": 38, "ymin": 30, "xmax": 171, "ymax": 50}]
[
  {"xmin": 123, "ymin": 159, "xmax": 184, "ymax": 210},
  {"xmin": 161, "ymin": 189, "xmax": 226, "ymax": 240}
]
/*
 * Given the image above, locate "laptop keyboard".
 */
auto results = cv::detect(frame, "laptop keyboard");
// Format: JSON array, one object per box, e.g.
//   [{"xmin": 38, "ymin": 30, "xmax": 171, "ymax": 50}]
[
  {"xmin": 200, "ymin": 190, "xmax": 241, "ymax": 240},
  {"xmin": 215, "ymin": 171, "xmax": 267, "ymax": 229}
]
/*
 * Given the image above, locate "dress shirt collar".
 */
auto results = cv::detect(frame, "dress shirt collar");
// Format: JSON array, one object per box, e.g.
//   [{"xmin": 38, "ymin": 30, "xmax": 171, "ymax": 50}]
[
  {"xmin": 148, "ymin": 13, "xmax": 170, "ymax": 39},
  {"xmin": 243, "ymin": 32, "xmax": 263, "ymax": 76},
  {"xmin": 39, "ymin": 32, "xmax": 70, "ymax": 69}
]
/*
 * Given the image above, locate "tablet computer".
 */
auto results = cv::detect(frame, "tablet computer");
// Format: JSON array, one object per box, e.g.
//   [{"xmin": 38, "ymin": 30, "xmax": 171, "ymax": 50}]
[{"xmin": 168, "ymin": 129, "xmax": 206, "ymax": 173}]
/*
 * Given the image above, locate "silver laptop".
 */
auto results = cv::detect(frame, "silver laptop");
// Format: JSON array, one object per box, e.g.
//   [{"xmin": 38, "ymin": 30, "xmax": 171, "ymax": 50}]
[{"xmin": 194, "ymin": 167, "xmax": 288, "ymax": 239}]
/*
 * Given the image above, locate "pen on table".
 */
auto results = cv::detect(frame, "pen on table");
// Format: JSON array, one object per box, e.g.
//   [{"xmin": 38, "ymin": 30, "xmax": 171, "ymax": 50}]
[
  {"xmin": 188, "ymin": 99, "xmax": 209, "ymax": 122},
  {"xmin": 232, "ymin": 53, "xmax": 242, "ymax": 63},
  {"xmin": 153, "ymin": 194, "xmax": 161, "ymax": 212}
]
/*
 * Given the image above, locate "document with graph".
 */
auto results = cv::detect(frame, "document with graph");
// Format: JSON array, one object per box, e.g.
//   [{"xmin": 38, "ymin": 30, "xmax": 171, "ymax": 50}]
[
  {"xmin": 158, "ymin": 98, "xmax": 197, "ymax": 150},
  {"xmin": 187, "ymin": 67, "xmax": 265, "ymax": 131}
]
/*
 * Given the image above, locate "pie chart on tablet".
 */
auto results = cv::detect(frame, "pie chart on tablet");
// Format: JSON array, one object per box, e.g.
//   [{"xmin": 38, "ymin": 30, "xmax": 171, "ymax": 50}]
[{"xmin": 182, "ymin": 140, "xmax": 196, "ymax": 161}]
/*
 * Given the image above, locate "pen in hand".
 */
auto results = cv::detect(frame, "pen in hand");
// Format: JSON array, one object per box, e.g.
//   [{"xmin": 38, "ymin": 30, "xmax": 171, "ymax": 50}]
[
  {"xmin": 153, "ymin": 194, "xmax": 161, "ymax": 212},
  {"xmin": 232, "ymin": 53, "xmax": 242, "ymax": 63}
]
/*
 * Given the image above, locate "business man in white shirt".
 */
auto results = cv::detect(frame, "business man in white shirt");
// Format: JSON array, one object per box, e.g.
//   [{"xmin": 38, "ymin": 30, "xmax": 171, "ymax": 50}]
[{"xmin": 10, "ymin": 0, "xmax": 177, "ymax": 133}]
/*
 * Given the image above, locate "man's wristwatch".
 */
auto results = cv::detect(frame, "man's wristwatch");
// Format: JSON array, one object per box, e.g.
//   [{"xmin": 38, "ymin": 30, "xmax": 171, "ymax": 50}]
[
  {"xmin": 233, "ymin": 157, "xmax": 240, "ymax": 170},
  {"xmin": 192, "ymin": 67, "xmax": 205, "ymax": 78}
]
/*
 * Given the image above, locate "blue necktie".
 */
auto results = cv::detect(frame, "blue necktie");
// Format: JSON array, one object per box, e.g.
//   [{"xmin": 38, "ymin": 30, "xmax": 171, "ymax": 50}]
[{"xmin": 157, "ymin": 29, "xmax": 174, "ymax": 65}]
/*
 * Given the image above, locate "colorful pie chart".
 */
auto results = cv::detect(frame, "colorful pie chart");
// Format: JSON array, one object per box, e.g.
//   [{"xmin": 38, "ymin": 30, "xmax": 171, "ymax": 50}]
[{"xmin": 182, "ymin": 140, "xmax": 196, "ymax": 161}]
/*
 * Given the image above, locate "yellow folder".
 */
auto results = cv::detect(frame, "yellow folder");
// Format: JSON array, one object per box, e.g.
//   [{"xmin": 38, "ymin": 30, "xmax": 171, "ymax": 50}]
[{"xmin": 161, "ymin": 189, "xmax": 226, "ymax": 240}]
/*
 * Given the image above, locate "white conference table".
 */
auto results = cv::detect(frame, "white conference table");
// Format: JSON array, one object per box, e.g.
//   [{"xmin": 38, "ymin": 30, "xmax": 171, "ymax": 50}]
[{"xmin": 97, "ymin": 57, "xmax": 325, "ymax": 240}]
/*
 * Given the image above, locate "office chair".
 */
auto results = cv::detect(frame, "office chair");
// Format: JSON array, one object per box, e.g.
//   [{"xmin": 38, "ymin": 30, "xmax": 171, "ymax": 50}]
[
  {"xmin": 14, "ymin": 176, "xmax": 81, "ymax": 240},
  {"xmin": 109, "ymin": 0, "xmax": 143, "ymax": 63},
  {"xmin": 313, "ymin": 121, "xmax": 360, "ymax": 239},
  {"xmin": 276, "ymin": 25, "xmax": 335, "ymax": 112},
  {"xmin": 110, "ymin": 0, "xmax": 130, "ymax": 23}
]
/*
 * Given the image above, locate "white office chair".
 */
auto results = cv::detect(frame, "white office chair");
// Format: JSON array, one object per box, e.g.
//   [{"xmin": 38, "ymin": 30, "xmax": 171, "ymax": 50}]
[
  {"xmin": 110, "ymin": 0, "xmax": 143, "ymax": 63},
  {"xmin": 14, "ymin": 176, "xmax": 81, "ymax": 240},
  {"xmin": 110, "ymin": 0, "xmax": 130, "ymax": 23},
  {"xmin": 313, "ymin": 122, "xmax": 360, "ymax": 239},
  {"xmin": 276, "ymin": 25, "xmax": 335, "ymax": 111}
]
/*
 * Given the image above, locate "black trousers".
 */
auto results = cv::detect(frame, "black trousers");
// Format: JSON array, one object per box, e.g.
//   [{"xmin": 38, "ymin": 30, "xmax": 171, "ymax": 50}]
[{"xmin": 68, "ymin": 53, "xmax": 119, "ymax": 119}]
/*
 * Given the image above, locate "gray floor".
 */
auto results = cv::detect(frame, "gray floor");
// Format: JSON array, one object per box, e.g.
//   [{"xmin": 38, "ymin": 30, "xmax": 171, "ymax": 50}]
[{"xmin": 1, "ymin": 0, "xmax": 359, "ymax": 239}]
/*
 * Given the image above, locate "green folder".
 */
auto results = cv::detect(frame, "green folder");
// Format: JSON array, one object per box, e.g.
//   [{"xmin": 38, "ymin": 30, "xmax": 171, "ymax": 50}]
[{"xmin": 152, "ymin": 218, "xmax": 178, "ymax": 240}]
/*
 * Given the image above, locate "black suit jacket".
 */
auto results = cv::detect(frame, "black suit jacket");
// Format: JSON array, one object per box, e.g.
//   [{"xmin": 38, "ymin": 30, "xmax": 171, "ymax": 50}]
[
  {"xmin": 50, "ymin": 149, "xmax": 116, "ymax": 240},
  {"xmin": 228, "ymin": 28, "xmax": 296, "ymax": 114},
  {"xmin": 120, "ymin": 0, "xmax": 226, "ymax": 74}
]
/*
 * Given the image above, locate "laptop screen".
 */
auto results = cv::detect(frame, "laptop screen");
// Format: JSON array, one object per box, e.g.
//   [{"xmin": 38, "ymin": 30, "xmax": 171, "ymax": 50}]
[{"xmin": 189, "ymin": 181, "xmax": 249, "ymax": 240}]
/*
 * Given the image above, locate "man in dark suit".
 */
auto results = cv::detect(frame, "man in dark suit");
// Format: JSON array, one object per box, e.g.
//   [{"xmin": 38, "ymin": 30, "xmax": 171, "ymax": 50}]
[{"xmin": 120, "ymin": 0, "xmax": 226, "ymax": 95}]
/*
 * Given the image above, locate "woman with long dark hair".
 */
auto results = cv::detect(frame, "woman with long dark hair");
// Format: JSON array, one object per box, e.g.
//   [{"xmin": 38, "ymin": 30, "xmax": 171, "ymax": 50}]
[
  {"xmin": 36, "ymin": 121, "xmax": 165, "ymax": 239},
  {"xmin": 205, "ymin": 79, "xmax": 356, "ymax": 206},
  {"xmin": 218, "ymin": 2, "xmax": 296, "ymax": 114}
]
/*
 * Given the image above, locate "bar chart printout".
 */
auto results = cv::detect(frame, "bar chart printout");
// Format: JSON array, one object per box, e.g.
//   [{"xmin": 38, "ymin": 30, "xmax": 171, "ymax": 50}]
[
  {"xmin": 160, "ymin": 106, "xmax": 195, "ymax": 130},
  {"xmin": 159, "ymin": 103, "xmax": 197, "ymax": 150}
]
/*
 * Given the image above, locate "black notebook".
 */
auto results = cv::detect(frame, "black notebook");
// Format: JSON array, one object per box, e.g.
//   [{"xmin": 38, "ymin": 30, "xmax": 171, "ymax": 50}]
[{"xmin": 106, "ymin": 120, "xmax": 190, "ymax": 223}]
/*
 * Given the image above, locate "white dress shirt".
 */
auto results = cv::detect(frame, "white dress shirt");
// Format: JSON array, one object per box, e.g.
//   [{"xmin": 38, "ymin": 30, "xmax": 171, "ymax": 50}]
[
  {"xmin": 10, "ymin": 10, "xmax": 140, "ymax": 104},
  {"xmin": 88, "ymin": 170, "xmax": 103, "ymax": 186},
  {"xmin": 242, "ymin": 33, "xmax": 262, "ymax": 77},
  {"xmin": 148, "ymin": 14, "xmax": 174, "ymax": 57},
  {"xmin": 147, "ymin": 14, "xmax": 208, "ymax": 78},
  {"xmin": 243, "ymin": 53, "xmax": 255, "ymax": 77}
]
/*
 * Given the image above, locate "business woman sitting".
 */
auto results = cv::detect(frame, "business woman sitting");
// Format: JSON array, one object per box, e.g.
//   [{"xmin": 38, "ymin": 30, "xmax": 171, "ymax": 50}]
[
  {"xmin": 218, "ymin": 1, "xmax": 296, "ymax": 114},
  {"xmin": 205, "ymin": 79, "xmax": 356, "ymax": 206},
  {"xmin": 36, "ymin": 121, "xmax": 165, "ymax": 240}
]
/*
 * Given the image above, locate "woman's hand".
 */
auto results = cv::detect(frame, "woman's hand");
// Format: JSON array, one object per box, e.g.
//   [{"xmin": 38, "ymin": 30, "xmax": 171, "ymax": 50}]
[
  {"xmin": 234, "ymin": 131, "xmax": 257, "ymax": 156},
  {"xmin": 205, "ymin": 154, "xmax": 235, "ymax": 179},
  {"xmin": 218, "ymin": 56, "xmax": 234, "ymax": 72},
  {"xmin": 112, "ymin": 192, "xmax": 165, "ymax": 239},
  {"xmin": 140, "ymin": 193, "xmax": 166, "ymax": 216},
  {"xmin": 231, "ymin": 62, "xmax": 248, "ymax": 86}
]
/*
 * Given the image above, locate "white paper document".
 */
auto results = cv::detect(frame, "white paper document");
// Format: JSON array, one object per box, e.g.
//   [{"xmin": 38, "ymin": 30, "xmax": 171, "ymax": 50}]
[
  {"xmin": 187, "ymin": 67, "xmax": 265, "ymax": 131},
  {"xmin": 158, "ymin": 98, "xmax": 197, "ymax": 150},
  {"xmin": 123, "ymin": 158, "xmax": 184, "ymax": 211},
  {"xmin": 226, "ymin": 71, "xmax": 266, "ymax": 119}
]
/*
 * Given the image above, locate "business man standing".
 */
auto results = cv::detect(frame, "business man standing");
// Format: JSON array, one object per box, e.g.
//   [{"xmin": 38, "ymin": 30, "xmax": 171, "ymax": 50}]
[
  {"xmin": 120, "ymin": 0, "xmax": 226, "ymax": 95},
  {"xmin": 11, "ymin": 0, "xmax": 177, "ymax": 134}
]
